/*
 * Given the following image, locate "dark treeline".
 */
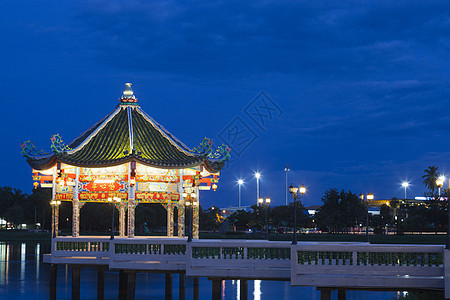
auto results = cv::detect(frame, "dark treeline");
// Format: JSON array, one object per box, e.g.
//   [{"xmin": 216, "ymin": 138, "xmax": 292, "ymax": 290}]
[{"xmin": 1, "ymin": 163, "xmax": 449, "ymax": 235}]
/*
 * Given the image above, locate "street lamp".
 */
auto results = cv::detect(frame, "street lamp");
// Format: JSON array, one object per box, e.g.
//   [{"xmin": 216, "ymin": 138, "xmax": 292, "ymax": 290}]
[
  {"xmin": 255, "ymin": 172, "xmax": 261, "ymax": 206},
  {"xmin": 50, "ymin": 200, "xmax": 61, "ymax": 238},
  {"xmin": 184, "ymin": 191, "xmax": 198, "ymax": 242},
  {"xmin": 436, "ymin": 176, "xmax": 445, "ymax": 199},
  {"xmin": 108, "ymin": 197, "xmax": 121, "ymax": 240},
  {"xmin": 401, "ymin": 182, "xmax": 409, "ymax": 199},
  {"xmin": 289, "ymin": 184, "xmax": 306, "ymax": 245},
  {"xmin": 258, "ymin": 197, "xmax": 271, "ymax": 240},
  {"xmin": 366, "ymin": 193, "xmax": 374, "ymax": 243},
  {"xmin": 237, "ymin": 179, "xmax": 244, "ymax": 208},
  {"xmin": 284, "ymin": 165, "xmax": 290, "ymax": 206}
]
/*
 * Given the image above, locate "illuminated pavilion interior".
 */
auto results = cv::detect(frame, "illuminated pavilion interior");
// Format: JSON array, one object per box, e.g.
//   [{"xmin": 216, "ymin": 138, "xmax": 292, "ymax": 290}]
[{"xmin": 21, "ymin": 83, "xmax": 230, "ymax": 238}]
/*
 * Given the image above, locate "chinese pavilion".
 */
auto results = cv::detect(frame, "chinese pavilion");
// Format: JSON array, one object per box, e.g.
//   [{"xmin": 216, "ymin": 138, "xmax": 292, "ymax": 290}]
[{"xmin": 21, "ymin": 83, "xmax": 230, "ymax": 239}]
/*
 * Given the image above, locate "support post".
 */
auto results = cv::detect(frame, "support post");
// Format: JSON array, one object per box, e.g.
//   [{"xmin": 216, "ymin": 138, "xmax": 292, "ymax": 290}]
[
  {"xmin": 127, "ymin": 162, "xmax": 136, "ymax": 238},
  {"xmin": 167, "ymin": 203, "xmax": 174, "ymax": 237},
  {"xmin": 50, "ymin": 264, "xmax": 57, "ymax": 300},
  {"xmin": 165, "ymin": 273, "xmax": 173, "ymax": 300},
  {"xmin": 445, "ymin": 249, "xmax": 450, "ymax": 299},
  {"xmin": 119, "ymin": 270, "xmax": 127, "ymax": 300},
  {"xmin": 97, "ymin": 266, "xmax": 105, "ymax": 300},
  {"xmin": 52, "ymin": 205, "xmax": 60, "ymax": 237},
  {"xmin": 318, "ymin": 288, "xmax": 332, "ymax": 300},
  {"xmin": 119, "ymin": 202, "xmax": 126, "ymax": 237},
  {"xmin": 126, "ymin": 271, "xmax": 136, "ymax": 300},
  {"xmin": 212, "ymin": 279, "xmax": 222, "ymax": 300},
  {"xmin": 338, "ymin": 289, "xmax": 346, "ymax": 300},
  {"xmin": 193, "ymin": 191, "xmax": 199, "ymax": 239},
  {"xmin": 193, "ymin": 277, "xmax": 199, "ymax": 300},
  {"xmin": 72, "ymin": 265, "xmax": 81, "ymax": 300},
  {"xmin": 179, "ymin": 272, "xmax": 186, "ymax": 300},
  {"xmin": 178, "ymin": 200, "xmax": 185, "ymax": 237},
  {"xmin": 240, "ymin": 279, "xmax": 248, "ymax": 300},
  {"xmin": 72, "ymin": 167, "xmax": 80, "ymax": 237}
]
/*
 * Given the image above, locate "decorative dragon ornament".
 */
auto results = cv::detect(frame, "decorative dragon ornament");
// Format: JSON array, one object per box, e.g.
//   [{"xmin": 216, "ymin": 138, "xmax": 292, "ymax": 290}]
[
  {"xmin": 191, "ymin": 137, "xmax": 231, "ymax": 162},
  {"xmin": 50, "ymin": 134, "xmax": 71, "ymax": 154},
  {"xmin": 208, "ymin": 144, "xmax": 231, "ymax": 162},
  {"xmin": 20, "ymin": 141, "xmax": 47, "ymax": 159},
  {"xmin": 190, "ymin": 137, "xmax": 213, "ymax": 156}
]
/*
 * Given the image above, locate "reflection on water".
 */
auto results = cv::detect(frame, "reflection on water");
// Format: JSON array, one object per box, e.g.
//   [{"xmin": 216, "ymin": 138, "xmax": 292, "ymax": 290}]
[{"xmin": 0, "ymin": 240, "xmax": 439, "ymax": 299}]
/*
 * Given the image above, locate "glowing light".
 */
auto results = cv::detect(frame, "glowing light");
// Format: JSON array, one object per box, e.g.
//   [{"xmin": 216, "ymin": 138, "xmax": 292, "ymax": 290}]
[
  {"xmin": 401, "ymin": 182, "xmax": 409, "ymax": 188},
  {"xmin": 237, "ymin": 179, "xmax": 244, "ymax": 185},
  {"xmin": 367, "ymin": 193, "xmax": 374, "ymax": 200},
  {"xmin": 299, "ymin": 185, "xmax": 306, "ymax": 195},
  {"xmin": 255, "ymin": 172, "xmax": 261, "ymax": 179}
]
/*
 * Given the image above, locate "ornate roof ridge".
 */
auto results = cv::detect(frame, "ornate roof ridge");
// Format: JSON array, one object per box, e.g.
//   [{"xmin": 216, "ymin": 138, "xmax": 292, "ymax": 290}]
[
  {"xmin": 65, "ymin": 107, "xmax": 122, "ymax": 155},
  {"xmin": 135, "ymin": 107, "xmax": 196, "ymax": 156}
]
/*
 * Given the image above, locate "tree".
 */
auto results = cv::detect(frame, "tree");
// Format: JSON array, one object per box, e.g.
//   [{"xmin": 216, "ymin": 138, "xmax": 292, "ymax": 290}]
[
  {"xmin": 422, "ymin": 165, "xmax": 440, "ymax": 195},
  {"xmin": 315, "ymin": 189, "xmax": 366, "ymax": 233}
]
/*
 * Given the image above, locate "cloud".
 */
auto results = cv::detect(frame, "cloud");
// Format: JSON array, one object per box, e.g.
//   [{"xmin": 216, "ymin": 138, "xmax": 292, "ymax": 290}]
[{"xmin": 64, "ymin": 0, "xmax": 450, "ymax": 79}]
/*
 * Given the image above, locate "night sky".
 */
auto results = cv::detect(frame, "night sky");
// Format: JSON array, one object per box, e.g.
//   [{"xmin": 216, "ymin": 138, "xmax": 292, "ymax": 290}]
[{"xmin": 2, "ymin": 1, "xmax": 450, "ymax": 209}]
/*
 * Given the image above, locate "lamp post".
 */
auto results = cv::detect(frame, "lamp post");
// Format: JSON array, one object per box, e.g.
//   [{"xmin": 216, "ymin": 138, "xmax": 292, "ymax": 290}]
[
  {"xmin": 401, "ymin": 182, "xmax": 409, "ymax": 199},
  {"xmin": 184, "ymin": 191, "xmax": 198, "ymax": 242},
  {"xmin": 50, "ymin": 200, "xmax": 61, "ymax": 238},
  {"xmin": 258, "ymin": 197, "xmax": 271, "ymax": 240},
  {"xmin": 436, "ymin": 176, "xmax": 445, "ymax": 199},
  {"xmin": 108, "ymin": 197, "xmax": 121, "ymax": 240},
  {"xmin": 237, "ymin": 179, "xmax": 244, "ymax": 208},
  {"xmin": 366, "ymin": 193, "xmax": 374, "ymax": 243},
  {"xmin": 289, "ymin": 184, "xmax": 306, "ymax": 245},
  {"xmin": 255, "ymin": 172, "xmax": 261, "ymax": 206},
  {"xmin": 284, "ymin": 165, "xmax": 290, "ymax": 206}
]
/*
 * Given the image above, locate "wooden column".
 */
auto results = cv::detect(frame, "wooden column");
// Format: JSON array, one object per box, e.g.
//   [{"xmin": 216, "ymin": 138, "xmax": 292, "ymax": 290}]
[
  {"xmin": 119, "ymin": 270, "xmax": 127, "ymax": 300},
  {"xmin": 318, "ymin": 288, "xmax": 332, "ymax": 300},
  {"xmin": 193, "ymin": 188, "xmax": 199, "ymax": 239},
  {"xmin": 50, "ymin": 264, "xmax": 57, "ymax": 300},
  {"xmin": 193, "ymin": 277, "xmax": 199, "ymax": 300},
  {"xmin": 211, "ymin": 279, "xmax": 222, "ymax": 300},
  {"xmin": 240, "ymin": 279, "xmax": 248, "ymax": 300},
  {"xmin": 127, "ymin": 162, "xmax": 136, "ymax": 238},
  {"xmin": 72, "ymin": 167, "xmax": 80, "ymax": 237},
  {"xmin": 178, "ymin": 200, "xmax": 185, "ymax": 237},
  {"xmin": 72, "ymin": 265, "xmax": 81, "ymax": 300},
  {"xmin": 338, "ymin": 289, "xmax": 346, "ymax": 300},
  {"xmin": 167, "ymin": 203, "xmax": 174, "ymax": 237},
  {"xmin": 179, "ymin": 272, "xmax": 186, "ymax": 300},
  {"xmin": 97, "ymin": 266, "xmax": 105, "ymax": 300},
  {"xmin": 178, "ymin": 169, "xmax": 185, "ymax": 237},
  {"xmin": 165, "ymin": 273, "xmax": 173, "ymax": 300},
  {"xmin": 51, "ymin": 199, "xmax": 60, "ymax": 237},
  {"xmin": 126, "ymin": 271, "xmax": 136, "ymax": 300},
  {"xmin": 119, "ymin": 202, "xmax": 126, "ymax": 237}
]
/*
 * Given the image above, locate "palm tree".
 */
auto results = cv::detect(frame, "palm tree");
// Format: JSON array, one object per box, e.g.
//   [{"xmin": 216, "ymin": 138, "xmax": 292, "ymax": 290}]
[{"xmin": 422, "ymin": 165, "xmax": 440, "ymax": 194}]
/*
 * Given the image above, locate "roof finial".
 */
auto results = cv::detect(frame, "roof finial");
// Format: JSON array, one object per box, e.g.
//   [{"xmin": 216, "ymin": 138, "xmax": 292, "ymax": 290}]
[{"xmin": 119, "ymin": 83, "xmax": 138, "ymax": 104}]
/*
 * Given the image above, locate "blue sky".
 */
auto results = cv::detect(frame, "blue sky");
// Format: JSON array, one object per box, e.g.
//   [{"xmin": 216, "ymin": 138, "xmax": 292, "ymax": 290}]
[{"xmin": 2, "ymin": 0, "xmax": 450, "ymax": 208}]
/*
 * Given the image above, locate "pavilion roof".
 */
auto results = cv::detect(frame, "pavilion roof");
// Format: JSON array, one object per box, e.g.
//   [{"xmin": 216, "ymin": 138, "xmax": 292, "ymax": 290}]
[{"xmin": 21, "ymin": 83, "xmax": 229, "ymax": 173}]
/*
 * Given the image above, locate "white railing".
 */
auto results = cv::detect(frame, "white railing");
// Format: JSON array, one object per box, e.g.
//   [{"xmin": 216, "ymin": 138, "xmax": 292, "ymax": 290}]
[
  {"xmin": 186, "ymin": 240, "xmax": 291, "ymax": 279},
  {"xmin": 51, "ymin": 236, "xmax": 112, "ymax": 264},
  {"xmin": 291, "ymin": 242, "xmax": 444, "ymax": 289},
  {"xmin": 109, "ymin": 237, "xmax": 187, "ymax": 271}
]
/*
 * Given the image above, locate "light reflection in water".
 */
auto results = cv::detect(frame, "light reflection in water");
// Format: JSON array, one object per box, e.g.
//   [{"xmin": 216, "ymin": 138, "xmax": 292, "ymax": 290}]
[
  {"xmin": 222, "ymin": 279, "xmax": 226, "ymax": 298},
  {"xmin": 20, "ymin": 243, "xmax": 26, "ymax": 293},
  {"xmin": 36, "ymin": 243, "xmax": 40, "ymax": 280},
  {"xmin": 254, "ymin": 280, "xmax": 261, "ymax": 300},
  {"xmin": 236, "ymin": 280, "xmax": 240, "ymax": 299},
  {"xmin": 0, "ymin": 243, "xmax": 5, "ymax": 284}
]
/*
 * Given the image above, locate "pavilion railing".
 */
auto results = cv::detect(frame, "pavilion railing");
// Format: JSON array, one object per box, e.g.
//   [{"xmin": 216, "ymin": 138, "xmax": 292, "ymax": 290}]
[
  {"xmin": 291, "ymin": 243, "xmax": 445, "ymax": 289},
  {"xmin": 109, "ymin": 238, "xmax": 188, "ymax": 271},
  {"xmin": 186, "ymin": 240, "xmax": 292, "ymax": 279}
]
